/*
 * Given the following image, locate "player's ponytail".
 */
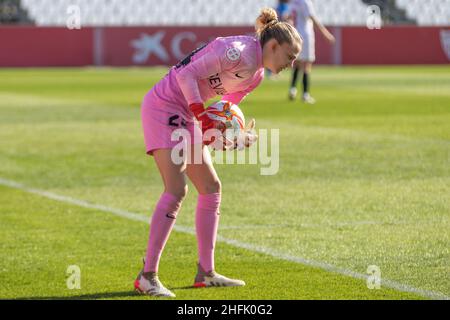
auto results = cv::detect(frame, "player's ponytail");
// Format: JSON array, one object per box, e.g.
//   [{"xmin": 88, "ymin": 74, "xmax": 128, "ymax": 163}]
[
  {"xmin": 255, "ymin": 7, "xmax": 302, "ymax": 48},
  {"xmin": 255, "ymin": 7, "xmax": 278, "ymax": 33}
]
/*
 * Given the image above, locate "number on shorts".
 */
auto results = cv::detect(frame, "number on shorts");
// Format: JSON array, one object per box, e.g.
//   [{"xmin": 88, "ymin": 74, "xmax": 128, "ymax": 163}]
[{"xmin": 168, "ymin": 115, "xmax": 187, "ymax": 127}]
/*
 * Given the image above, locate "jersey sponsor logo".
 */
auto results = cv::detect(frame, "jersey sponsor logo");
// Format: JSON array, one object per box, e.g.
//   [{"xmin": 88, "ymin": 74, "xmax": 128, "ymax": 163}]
[
  {"xmin": 208, "ymin": 73, "xmax": 227, "ymax": 95},
  {"xmin": 226, "ymin": 47, "xmax": 241, "ymax": 62}
]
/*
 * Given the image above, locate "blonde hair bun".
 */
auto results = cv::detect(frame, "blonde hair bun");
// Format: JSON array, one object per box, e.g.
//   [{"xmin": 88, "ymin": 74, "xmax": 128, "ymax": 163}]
[
  {"xmin": 255, "ymin": 7, "xmax": 302, "ymax": 48},
  {"xmin": 255, "ymin": 7, "xmax": 278, "ymax": 34}
]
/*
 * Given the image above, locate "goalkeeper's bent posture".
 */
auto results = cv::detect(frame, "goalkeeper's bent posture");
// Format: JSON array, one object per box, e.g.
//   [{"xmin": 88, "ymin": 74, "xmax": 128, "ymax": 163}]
[{"xmin": 136, "ymin": 8, "xmax": 302, "ymax": 297}]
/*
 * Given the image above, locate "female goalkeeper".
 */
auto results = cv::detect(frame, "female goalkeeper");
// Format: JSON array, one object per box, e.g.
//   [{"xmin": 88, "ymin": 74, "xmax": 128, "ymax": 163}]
[{"xmin": 135, "ymin": 8, "xmax": 302, "ymax": 297}]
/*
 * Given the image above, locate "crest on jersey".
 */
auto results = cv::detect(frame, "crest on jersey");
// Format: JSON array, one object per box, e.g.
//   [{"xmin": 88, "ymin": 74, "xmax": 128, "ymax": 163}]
[
  {"xmin": 440, "ymin": 29, "xmax": 450, "ymax": 61},
  {"xmin": 226, "ymin": 47, "xmax": 241, "ymax": 62}
]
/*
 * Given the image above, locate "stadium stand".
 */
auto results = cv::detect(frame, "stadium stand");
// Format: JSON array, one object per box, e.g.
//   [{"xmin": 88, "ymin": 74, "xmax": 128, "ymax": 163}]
[
  {"xmin": 4, "ymin": 0, "xmax": 450, "ymax": 27},
  {"xmin": 361, "ymin": 0, "xmax": 414, "ymax": 24},
  {"xmin": 0, "ymin": 0, "xmax": 32, "ymax": 24},
  {"xmin": 395, "ymin": 0, "xmax": 450, "ymax": 26},
  {"xmin": 18, "ymin": 0, "xmax": 370, "ymax": 26}
]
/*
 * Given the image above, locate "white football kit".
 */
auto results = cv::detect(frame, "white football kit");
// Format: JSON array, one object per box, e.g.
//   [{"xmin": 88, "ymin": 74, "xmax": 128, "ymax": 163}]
[{"xmin": 290, "ymin": 0, "xmax": 316, "ymax": 62}]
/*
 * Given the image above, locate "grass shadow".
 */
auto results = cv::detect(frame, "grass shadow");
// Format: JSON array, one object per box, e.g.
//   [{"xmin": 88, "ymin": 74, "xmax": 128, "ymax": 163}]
[{"xmin": 12, "ymin": 290, "xmax": 141, "ymax": 300}]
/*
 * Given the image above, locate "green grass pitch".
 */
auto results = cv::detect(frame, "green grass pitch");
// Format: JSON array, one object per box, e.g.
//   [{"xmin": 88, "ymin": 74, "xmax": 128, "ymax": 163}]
[{"xmin": 0, "ymin": 66, "xmax": 449, "ymax": 300}]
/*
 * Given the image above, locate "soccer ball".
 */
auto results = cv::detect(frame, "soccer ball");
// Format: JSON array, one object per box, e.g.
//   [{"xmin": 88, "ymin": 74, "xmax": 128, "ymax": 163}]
[
  {"xmin": 206, "ymin": 100, "xmax": 245, "ymax": 149},
  {"xmin": 206, "ymin": 100, "xmax": 245, "ymax": 132}
]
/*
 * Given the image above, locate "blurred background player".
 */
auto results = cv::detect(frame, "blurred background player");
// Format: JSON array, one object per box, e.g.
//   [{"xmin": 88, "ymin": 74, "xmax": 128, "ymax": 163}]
[
  {"xmin": 288, "ymin": 0, "xmax": 335, "ymax": 104},
  {"xmin": 276, "ymin": 0, "xmax": 292, "ymax": 22},
  {"xmin": 135, "ymin": 8, "xmax": 302, "ymax": 297},
  {"xmin": 266, "ymin": 0, "xmax": 293, "ymax": 79}
]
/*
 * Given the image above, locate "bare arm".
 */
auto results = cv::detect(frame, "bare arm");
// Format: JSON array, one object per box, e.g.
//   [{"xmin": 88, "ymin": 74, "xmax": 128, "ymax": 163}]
[{"xmin": 311, "ymin": 16, "xmax": 335, "ymax": 44}]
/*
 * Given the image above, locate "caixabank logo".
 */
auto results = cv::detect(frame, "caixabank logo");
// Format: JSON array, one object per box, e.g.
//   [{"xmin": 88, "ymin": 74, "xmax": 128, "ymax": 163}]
[{"xmin": 127, "ymin": 28, "xmax": 254, "ymax": 66}]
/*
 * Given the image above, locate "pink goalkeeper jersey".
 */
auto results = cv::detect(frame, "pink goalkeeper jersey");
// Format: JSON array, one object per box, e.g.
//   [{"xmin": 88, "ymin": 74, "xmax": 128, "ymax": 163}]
[{"xmin": 145, "ymin": 35, "xmax": 264, "ymax": 120}]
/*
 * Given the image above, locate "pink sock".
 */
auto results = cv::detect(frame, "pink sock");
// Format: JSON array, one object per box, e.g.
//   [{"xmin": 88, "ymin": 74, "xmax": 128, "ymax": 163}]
[
  {"xmin": 195, "ymin": 192, "xmax": 221, "ymax": 273},
  {"xmin": 144, "ymin": 192, "xmax": 183, "ymax": 273}
]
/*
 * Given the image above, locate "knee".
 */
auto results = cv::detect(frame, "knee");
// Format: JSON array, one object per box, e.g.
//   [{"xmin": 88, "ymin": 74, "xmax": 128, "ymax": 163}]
[
  {"xmin": 167, "ymin": 184, "xmax": 189, "ymax": 200},
  {"xmin": 303, "ymin": 63, "xmax": 312, "ymax": 74},
  {"xmin": 203, "ymin": 179, "xmax": 221, "ymax": 195}
]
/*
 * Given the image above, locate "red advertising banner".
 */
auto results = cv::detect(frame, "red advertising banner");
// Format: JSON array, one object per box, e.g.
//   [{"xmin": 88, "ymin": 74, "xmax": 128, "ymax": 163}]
[
  {"xmin": 0, "ymin": 27, "xmax": 93, "ymax": 67},
  {"xmin": 341, "ymin": 26, "xmax": 450, "ymax": 64},
  {"xmin": 98, "ymin": 26, "xmax": 337, "ymax": 66},
  {"xmin": 99, "ymin": 26, "xmax": 255, "ymax": 66},
  {"xmin": 0, "ymin": 26, "xmax": 448, "ymax": 67}
]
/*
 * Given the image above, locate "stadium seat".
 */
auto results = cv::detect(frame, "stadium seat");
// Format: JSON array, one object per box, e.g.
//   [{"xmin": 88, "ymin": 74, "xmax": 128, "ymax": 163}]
[
  {"xmin": 16, "ymin": 0, "xmax": 450, "ymax": 27},
  {"xmin": 396, "ymin": 0, "xmax": 450, "ymax": 26}
]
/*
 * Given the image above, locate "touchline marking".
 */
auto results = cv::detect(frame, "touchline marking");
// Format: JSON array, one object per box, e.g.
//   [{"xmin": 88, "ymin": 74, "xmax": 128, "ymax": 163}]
[
  {"xmin": 1, "ymin": 177, "xmax": 448, "ymax": 300},
  {"xmin": 218, "ymin": 220, "xmax": 403, "ymax": 230}
]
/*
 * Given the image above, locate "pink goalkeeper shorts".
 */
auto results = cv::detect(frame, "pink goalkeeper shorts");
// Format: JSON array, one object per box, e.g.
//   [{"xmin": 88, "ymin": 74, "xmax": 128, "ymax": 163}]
[{"xmin": 141, "ymin": 92, "xmax": 202, "ymax": 156}]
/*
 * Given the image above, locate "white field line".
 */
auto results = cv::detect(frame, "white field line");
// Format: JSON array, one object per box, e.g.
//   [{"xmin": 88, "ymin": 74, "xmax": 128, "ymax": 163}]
[
  {"xmin": 218, "ymin": 221, "xmax": 399, "ymax": 230},
  {"xmin": 0, "ymin": 177, "xmax": 448, "ymax": 300}
]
